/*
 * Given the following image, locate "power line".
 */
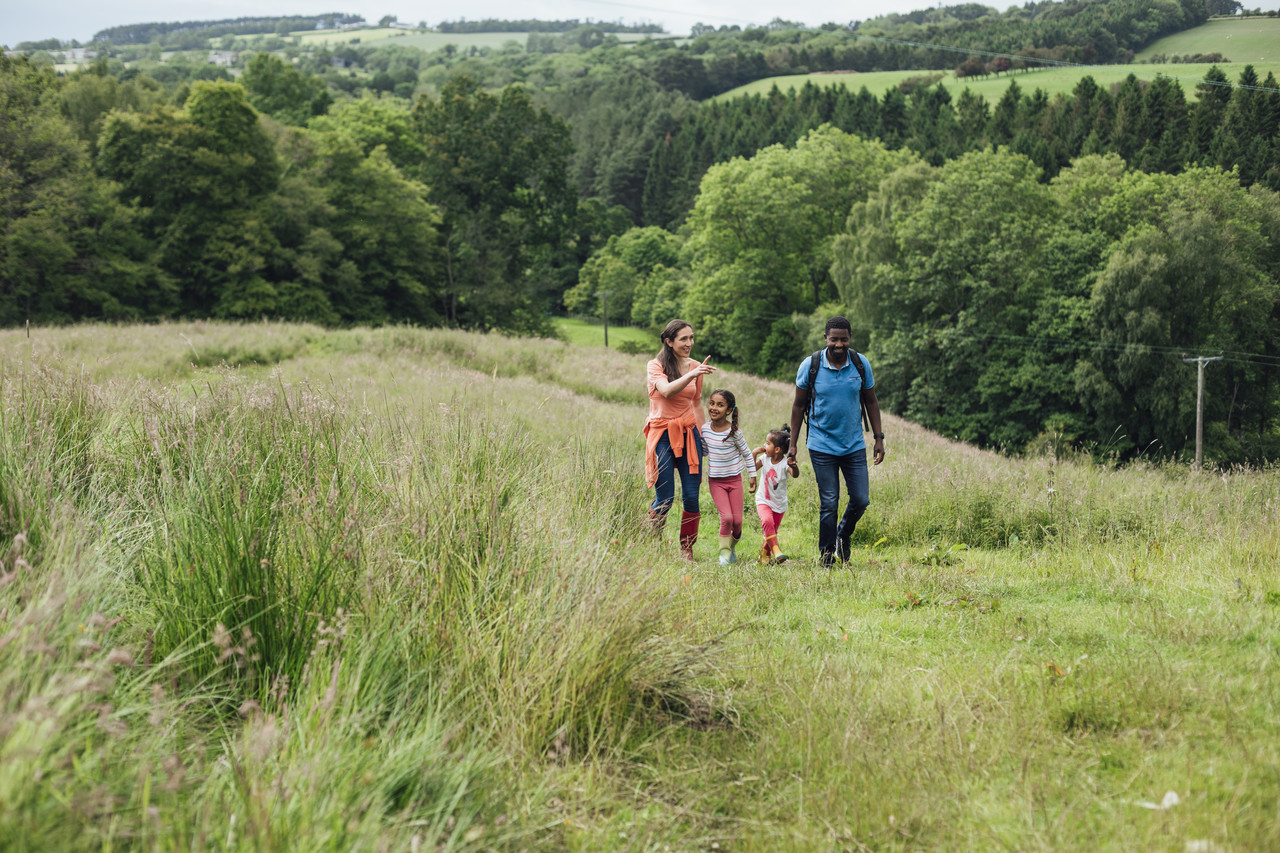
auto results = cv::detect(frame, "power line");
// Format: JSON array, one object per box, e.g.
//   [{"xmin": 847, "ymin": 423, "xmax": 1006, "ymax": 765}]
[{"xmin": 738, "ymin": 309, "xmax": 1280, "ymax": 367}]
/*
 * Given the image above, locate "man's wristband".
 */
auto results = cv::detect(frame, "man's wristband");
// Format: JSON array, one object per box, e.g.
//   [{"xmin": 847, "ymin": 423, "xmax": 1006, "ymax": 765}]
[{"xmin": 873, "ymin": 433, "xmax": 885, "ymax": 440}]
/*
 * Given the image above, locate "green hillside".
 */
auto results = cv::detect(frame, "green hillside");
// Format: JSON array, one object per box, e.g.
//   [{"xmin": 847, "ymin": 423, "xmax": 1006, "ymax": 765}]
[
  {"xmin": 294, "ymin": 26, "xmax": 522, "ymax": 50},
  {"xmin": 292, "ymin": 26, "xmax": 674, "ymax": 50},
  {"xmin": 1136, "ymin": 16, "xmax": 1280, "ymax": 61},
  {"xmin": 717, "ymin": 59, "xmax": 1280, "ymax": 103}
]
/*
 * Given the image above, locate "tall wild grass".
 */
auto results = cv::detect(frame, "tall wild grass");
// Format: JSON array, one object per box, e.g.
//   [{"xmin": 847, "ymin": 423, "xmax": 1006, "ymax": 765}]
[{"xmin": 0, "ymin": 326, "xmax": 717, "ymax": 849}]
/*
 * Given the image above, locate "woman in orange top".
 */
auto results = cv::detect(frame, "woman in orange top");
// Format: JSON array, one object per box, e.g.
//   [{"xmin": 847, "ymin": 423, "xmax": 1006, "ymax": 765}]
[{"xmin": 644, "ymin": 318, "xmax": 717, "ymax": 561}]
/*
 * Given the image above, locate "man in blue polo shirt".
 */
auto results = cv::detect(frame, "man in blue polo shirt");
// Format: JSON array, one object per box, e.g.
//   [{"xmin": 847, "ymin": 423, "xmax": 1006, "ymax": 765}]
[{"xmin": 787, "ymin": 316, "xmax": 885, "ymax": 566}]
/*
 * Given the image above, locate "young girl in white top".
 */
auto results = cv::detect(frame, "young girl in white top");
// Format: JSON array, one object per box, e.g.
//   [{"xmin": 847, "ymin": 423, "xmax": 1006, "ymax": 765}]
[
  {"xmin": 753, "ymin": 426, "xmax": 800, "ymax": 565},
  {"xmin": 704, "ymin": 389, "xmax": 757, "ymax": 566}
]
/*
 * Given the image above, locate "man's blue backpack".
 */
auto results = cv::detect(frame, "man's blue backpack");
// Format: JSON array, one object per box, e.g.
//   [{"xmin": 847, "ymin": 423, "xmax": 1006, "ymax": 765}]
[{"xmin": 804, "ymin": 349, "xmax": 871, "ymax": 437}]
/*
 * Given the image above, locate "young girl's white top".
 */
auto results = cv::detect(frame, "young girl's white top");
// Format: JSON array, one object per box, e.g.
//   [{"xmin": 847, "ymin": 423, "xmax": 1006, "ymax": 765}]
[
  {"xmin": 755, "ymin": 456, "xmax": 790, "ymax": 513},
  {"xmin": 704, "ymin": 425, "xmax": 753, "ymax": 478}
]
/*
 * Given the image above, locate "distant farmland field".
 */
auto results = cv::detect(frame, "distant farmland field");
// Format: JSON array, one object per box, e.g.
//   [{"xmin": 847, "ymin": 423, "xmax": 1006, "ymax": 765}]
[
  {"xmin": 291, "ymin": 27, "xmax": 680, "ymax": 50},
  {"xmin": 717, "ymin": 59, "xmax": 1280, "ymax": 104},
  {"xmin": 293, "ymin": 27, "xmax": 526, "ymax": 50},
  {"xmin": 718, "ymin": 18, "xmax": 1280, "ymax": 104},
  {"xmin": 1136, "ymin": 17, "xmax": 1280, "ymax": 62}
]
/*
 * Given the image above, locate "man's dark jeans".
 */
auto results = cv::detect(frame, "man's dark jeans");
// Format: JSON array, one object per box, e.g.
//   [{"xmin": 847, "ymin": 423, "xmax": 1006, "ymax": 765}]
[{"xmin": 809, "ymin": 448, "xmax": 869, "ymax": 563}]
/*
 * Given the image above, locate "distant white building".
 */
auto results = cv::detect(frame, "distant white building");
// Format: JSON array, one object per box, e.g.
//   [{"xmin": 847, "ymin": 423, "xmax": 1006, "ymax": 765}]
[
  {"xmin": 208, "ymin": 51, "xmax": 238, "ymax": 67},
  {"xmin": 48, "ymin": 48, "xmax": 96, "ymax": 62}
]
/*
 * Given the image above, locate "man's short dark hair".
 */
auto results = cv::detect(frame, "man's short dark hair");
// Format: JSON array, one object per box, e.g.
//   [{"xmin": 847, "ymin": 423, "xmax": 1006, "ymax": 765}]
[{"xmin": 824, "ymin": 316, "xmax": 852, "ymax": 336}]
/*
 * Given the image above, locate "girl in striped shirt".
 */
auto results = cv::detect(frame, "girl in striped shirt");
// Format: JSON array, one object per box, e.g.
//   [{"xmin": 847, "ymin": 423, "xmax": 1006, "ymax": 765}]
[{"xmin": 704, "ymin": 389, "xmax": 757, "ymax": 565}]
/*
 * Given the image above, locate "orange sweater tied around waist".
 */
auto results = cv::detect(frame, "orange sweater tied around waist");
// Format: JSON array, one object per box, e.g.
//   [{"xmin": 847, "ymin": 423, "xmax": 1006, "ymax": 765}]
[{"xmin": 643, "ymin": 413, "xmax": 701, "ymax": 488}]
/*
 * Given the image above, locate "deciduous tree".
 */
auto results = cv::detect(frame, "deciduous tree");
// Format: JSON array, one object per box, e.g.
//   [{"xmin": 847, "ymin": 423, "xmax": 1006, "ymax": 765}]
[
  {"xmin": 98, "ymin": 81, "xmax": 281, "ymax": 317},
  {"xmin": 0, "ymin": 55, "xmax": 163, "ymax": 324},
  {"xmin": 681, "ymin": 126, "xmax": 910, "ymax": 374},
  {"xmin": 412, "ymin": 77, "xmax": 576, "ymax": 332},
  {"xmin": 240, "ymin": 52, "xmax": 332, "ymax": 126}
]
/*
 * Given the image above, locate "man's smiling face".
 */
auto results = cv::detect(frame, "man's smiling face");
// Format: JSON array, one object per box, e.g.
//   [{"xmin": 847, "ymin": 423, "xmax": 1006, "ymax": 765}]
[{"xmin": 824, "ymin": 328, "xmax": 850, "ymax": 362}]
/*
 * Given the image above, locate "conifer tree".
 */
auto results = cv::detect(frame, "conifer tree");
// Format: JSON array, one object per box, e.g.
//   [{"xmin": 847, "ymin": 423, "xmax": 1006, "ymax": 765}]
[
  {"xmin": 1215, "ymin": 65, "xmax": 1261, "ymax": 183},
  {"xmin": 1191, "ymin": 66, "xmax": 1232, "ymax": 163},
  {"xmin": 988, "ymin": 80, "xmax": 1022, "ymax": 146}
]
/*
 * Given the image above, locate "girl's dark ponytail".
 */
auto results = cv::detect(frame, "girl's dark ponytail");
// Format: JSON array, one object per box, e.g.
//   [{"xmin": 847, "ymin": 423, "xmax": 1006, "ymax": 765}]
[{"xmin": 768, "ymin": 424, "xmax": 791, "ymax": 454}]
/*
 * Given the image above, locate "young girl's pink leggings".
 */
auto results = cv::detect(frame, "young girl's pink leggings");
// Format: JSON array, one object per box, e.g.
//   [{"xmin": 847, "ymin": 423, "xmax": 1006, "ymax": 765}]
[
  {"xmin": 756, "ymin": 504, "xmax": 785, "ymax": 551},
  {"xmin": 708, "ymin": 476, "xmax": 744, "ymax": 537}
]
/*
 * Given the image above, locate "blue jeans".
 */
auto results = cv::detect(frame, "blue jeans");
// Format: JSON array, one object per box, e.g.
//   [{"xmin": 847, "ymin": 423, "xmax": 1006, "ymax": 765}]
[
  {"xmin": 651, "ymin": 430, "xmax": 705, "ymax": 516},
  {"xmin": 809, "ymin": 448, "xmax": 869, "ymax": 562}
]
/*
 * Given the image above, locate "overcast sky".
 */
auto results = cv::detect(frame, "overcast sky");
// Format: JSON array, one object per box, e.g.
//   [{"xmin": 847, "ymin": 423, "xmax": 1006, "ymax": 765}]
[{"xmin": 5, "ymin": 0, "xmax": 941, "ymax": 45}]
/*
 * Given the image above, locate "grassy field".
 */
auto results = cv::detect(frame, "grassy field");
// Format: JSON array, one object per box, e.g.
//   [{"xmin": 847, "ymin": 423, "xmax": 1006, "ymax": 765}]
[
  {"xmin": 554, "ymin": 316, "xmax": 657, "ymax": 351},
  {"xmin": 1136, "ymin": 17, "xmax": 1280, "ymax": 62},
  {"xmin": 717, "ymin": 47, "xmax": 1280, "ymax": 104},
  {"xmin": 294, "ymin": 27, "xmax": 526, "ymax": 50},
  {"xmin": 2, "ymin": 321, "xmax": 1278, "ymax": 851},
  {"xmin": 291, "ymin": 27, "xmax": 676, "ymax": 50}
]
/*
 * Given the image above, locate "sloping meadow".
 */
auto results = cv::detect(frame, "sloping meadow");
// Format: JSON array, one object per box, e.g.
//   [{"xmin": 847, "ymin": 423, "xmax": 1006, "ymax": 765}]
[{"xmin": 1, "ymin": 322, "xmax": 1278, "ymax": 850}]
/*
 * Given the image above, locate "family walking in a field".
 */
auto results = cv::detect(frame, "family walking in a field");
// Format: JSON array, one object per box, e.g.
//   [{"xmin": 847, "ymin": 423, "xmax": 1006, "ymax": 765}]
[{"xmin": 643, "ymin": 316, "xmax": 885, "ymax": 565}]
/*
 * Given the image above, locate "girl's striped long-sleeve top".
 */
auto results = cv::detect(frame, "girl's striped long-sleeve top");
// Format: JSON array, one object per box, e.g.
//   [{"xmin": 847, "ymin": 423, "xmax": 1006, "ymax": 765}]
[{"xmin": 703, "ymin": 424, "xmax": 753, "ymax": 478}]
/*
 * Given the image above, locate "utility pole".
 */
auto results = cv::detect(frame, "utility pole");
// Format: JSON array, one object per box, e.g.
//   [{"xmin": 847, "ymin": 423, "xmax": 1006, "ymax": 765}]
[
  {"xmin": 596, "ymin": 291, "xmax": 614, "ymax": 348},
  {"xmin": 1182, "ymin": 355, "xmax": 1222, "ymax": 468}
]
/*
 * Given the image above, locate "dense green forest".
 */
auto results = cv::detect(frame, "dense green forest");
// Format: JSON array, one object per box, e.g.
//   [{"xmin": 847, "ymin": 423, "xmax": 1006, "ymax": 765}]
[{"xmin": 3, "ymin": 1, "xmax": 1279, "ymax": 462}]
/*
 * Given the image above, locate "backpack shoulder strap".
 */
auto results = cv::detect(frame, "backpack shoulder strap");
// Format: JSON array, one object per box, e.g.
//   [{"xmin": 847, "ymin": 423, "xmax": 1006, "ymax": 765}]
[
  {"xmin": 806, "ymin": 350, "xmax": 822, "ymax": 394},
  {"xmin": 851, "ymin": 350, "xmax": 871, "ymax": 432},
  {"xmin": 849, "ymin": 350, "xmax": 866, "ymax": 385},
  {"xmin": 804, "ymin": 350, "xmax": 823, "ymax": 432}
]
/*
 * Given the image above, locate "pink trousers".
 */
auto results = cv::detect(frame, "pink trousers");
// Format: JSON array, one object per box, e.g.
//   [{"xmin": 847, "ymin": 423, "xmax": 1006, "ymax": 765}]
[
  {"xmin": 756, "ymin": 504, "xmax": 785, "ymax": 551},
  {"xmin": 708, "ymin": 476, "xmax": 744, "ymax": 537}
]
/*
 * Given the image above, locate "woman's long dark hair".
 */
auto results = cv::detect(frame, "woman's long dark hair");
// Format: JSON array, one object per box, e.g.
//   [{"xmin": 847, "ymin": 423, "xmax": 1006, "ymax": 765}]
[
  {"xmin": 710, "ymin": 389, "xmax": 739, "ymax": 440},
  {"xmin": 657, "ymin": 318, "xmax": 692, "ymax": 382}
]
